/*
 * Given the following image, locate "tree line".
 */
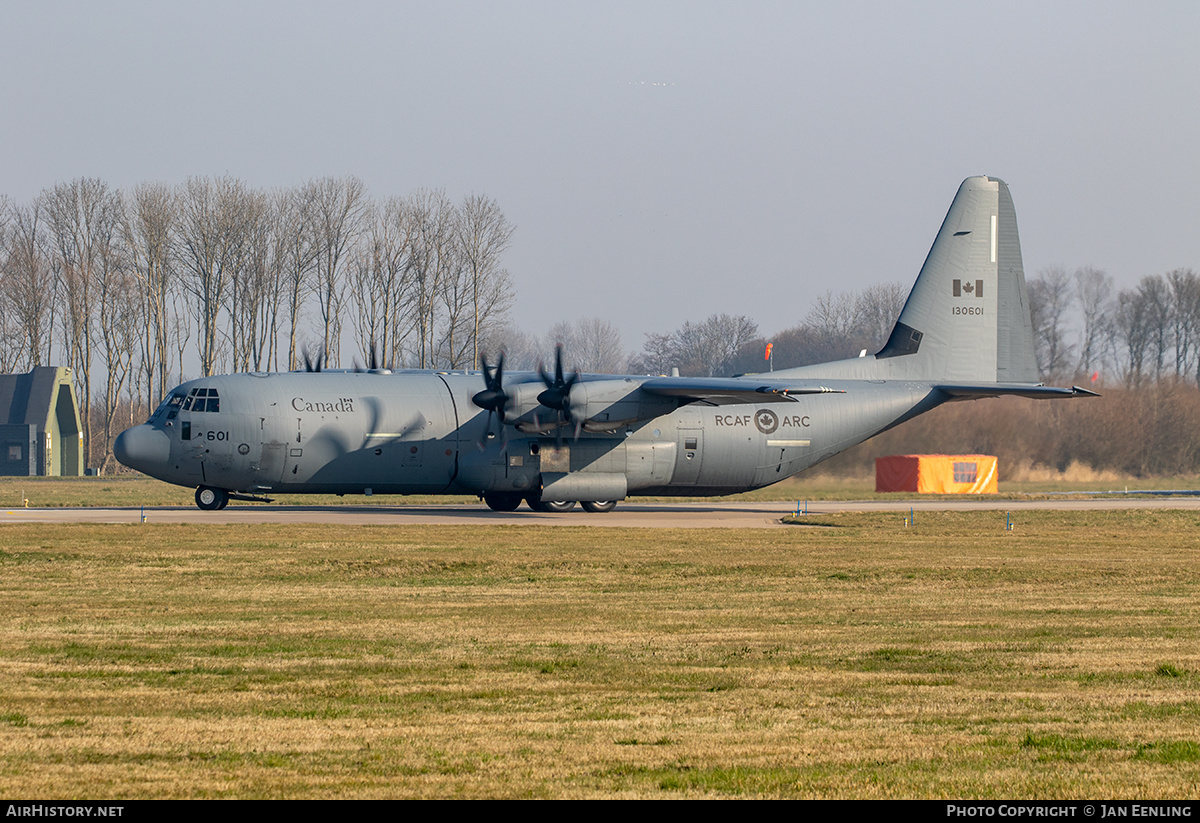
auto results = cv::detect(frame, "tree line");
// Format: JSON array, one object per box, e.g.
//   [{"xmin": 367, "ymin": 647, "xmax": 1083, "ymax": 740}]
[
  {"xmin": 3, "ymin": 174, "xmax": 1198, "ymax": 477},
  {"xmin": 0, "ymin": 176, "xmax": 516, "ymax": 470},
  {"xmin": 1028, "ymin": 265, "xmax": 1200, "ymax": 389}
]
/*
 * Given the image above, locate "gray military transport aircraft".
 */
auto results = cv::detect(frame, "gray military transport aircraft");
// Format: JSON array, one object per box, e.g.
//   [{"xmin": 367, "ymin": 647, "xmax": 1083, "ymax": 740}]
[{"xmin": 115, "ymin": 176, "xmax": 1095, "ymax": 513}]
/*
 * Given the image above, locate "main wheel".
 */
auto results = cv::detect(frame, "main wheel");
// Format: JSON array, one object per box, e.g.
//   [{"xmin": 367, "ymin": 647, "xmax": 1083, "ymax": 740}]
[
  {"xmin": 195, "ymin": 486, "xmax": 229, "ymax": 511},
  {"xmin": 483, "ymin": 492, "xmax": 522, "ymax": 512},
  {"xmin": 581, "ymin": 500, "xmax": 617, "ymax": 513},
  {"xmin": 527, "ymin": 495, "xmax": 575, "ymax": 512}
]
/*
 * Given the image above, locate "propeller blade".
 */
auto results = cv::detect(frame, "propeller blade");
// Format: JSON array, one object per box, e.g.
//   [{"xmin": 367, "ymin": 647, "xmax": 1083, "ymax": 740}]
[
  {"xmin": 536, "ymin": 345, "xmax": 579, "ymax": 415},
  {"xmin": 302, "ymin": 346, "xmax": 324, "ymax": 373},
  {"xmin": 476, "ymin": 409, "xmax": 493, "ymax": 452},
  {"xmin": 472, "ymin": 352, "xmax": 510, "ymax": 428}
]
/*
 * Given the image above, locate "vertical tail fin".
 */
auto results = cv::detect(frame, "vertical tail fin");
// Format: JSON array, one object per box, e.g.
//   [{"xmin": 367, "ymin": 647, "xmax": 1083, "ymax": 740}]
[
  {"xmin": 775, "ymin": 176, "xmax": 1092, "ymax": 396},
  {"xmin": 875, "ymin": 175, "xmax": 1038, "ymax": 382},
  {"xmin": 776, "ymin": 176, "xmax": 1039, "ymax": 384}
]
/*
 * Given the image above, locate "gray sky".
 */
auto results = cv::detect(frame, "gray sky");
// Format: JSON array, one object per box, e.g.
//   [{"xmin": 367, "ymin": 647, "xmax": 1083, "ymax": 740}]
[{"xmin": 3, "ymin": 1, "xmax": 1197, "ymax": 352}]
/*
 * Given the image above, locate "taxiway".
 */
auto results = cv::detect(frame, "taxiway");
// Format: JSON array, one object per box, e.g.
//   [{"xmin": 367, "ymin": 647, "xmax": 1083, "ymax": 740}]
[{"xmin": 4, "ymin": 497, "xmax": 1200, "ymax": 528}]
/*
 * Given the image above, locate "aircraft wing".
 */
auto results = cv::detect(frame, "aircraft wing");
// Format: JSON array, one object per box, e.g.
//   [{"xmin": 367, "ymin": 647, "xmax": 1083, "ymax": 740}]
[
  {"xmin": 639, "ymin": 377, "xmax": 845, "ymax": 406},
  {"xmin": 934, "ymin": 383, "xmax": 1101, "ymax": 400}
]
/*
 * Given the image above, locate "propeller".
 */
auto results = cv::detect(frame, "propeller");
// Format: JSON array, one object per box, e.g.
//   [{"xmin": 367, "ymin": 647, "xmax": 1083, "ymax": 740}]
[
  {"xmin": 537, "ymin": 345, "xmax": 580, "ymax": 444},
  {"xmin": 352, "ymin": 340, "xmax": 381, "ymax": 373},
  {"xmin": 301, "ymin": 346, "xmax": 324, "ymax": 373},
  {"xmin": 472, "ymin": 353, "xmax": 510, "ymax": 449}
]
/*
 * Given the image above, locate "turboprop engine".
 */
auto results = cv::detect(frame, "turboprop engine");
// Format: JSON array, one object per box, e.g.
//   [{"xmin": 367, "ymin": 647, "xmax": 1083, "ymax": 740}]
[
  {"xmin": 473, "ymin": 350, "xmax": 677, "ymax": 436},
  {"xmin": 505, "ymin": 378, "xmax": 675, "ymax": 433}
]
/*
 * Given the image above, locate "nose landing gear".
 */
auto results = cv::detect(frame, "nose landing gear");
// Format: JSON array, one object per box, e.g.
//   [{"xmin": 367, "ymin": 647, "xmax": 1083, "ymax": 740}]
[{"xmin": 195, "ymin": 486, "xmax": 229, "ymax": 511}]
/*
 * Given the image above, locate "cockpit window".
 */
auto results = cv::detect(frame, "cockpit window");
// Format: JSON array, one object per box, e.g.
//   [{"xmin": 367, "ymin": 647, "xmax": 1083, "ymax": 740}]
[
  {"xmin": 181, "ymin": 387, "xmax": 220, "ymax": 413},
  {"xmin": 150, "ymin": 392, "xmax": 186, "ymax": 422}
]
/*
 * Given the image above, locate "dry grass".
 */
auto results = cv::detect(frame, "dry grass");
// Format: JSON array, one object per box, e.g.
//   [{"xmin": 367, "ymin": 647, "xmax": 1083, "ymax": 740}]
[{"xmin": 1, "ymin": 511, "xmax": 1199, "ymax": 797}]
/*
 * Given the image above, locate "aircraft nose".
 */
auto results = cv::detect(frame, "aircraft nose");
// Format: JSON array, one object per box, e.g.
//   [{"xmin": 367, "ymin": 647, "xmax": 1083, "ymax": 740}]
[{"xmin": 113, "ymin": 425, "xmax": 170, "ymax": 472}]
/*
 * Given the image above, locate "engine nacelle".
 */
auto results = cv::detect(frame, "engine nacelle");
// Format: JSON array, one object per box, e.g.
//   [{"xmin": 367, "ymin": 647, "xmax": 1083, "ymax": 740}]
[
  {"xmin": 567, "ymin": 379, "xmax": 676, "ymax": 432},
  {"xmin": 502, "ymin": 378, "xmax": 677, "ymax": 433},
  {"xmin": 505, "ymin": 381, "xmax": 557, "ymax": 431}
]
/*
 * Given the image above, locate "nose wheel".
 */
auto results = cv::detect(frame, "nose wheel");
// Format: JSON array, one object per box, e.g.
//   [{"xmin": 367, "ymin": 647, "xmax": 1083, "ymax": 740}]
[{"xmin": 195, "ymin": 486, "xmax": 229, "ymax": 511}]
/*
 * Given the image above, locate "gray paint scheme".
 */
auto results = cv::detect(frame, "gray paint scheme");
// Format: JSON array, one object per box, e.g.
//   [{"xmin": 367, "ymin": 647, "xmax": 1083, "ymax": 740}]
[{"xmin": 114, "ymin": 177, "xmax": 1094, "ymax": 512}]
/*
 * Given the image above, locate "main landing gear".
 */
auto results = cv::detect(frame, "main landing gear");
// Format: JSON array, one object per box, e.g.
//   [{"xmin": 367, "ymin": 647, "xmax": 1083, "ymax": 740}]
[
  {"xmin": 527, "ymin": 496, "xmax": 575, "ymax": 513},
  {"xmin": 482, "ymin": 492, "xmax": 522, "ymax": 512},
  {"xmin": 481, "ymin": 491, "xmax": 617, "ymax": 513},
  {"xmin": 580, "ymin": 500, "xmax": 617, "ymax": 513},
  {"xmin": 195, "ymin": 486, "xmax": 229, "ymax": 511}
]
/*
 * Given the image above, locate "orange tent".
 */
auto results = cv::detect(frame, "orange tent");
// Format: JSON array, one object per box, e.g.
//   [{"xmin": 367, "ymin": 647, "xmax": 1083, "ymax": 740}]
[{"xmin": 875, "ymin": 454, "xmax": 998, "ymax": 494}]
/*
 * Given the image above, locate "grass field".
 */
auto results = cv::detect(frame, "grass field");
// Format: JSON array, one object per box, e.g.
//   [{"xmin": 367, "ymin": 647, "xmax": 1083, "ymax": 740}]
[{"xmin": 1, "ymin": 510, "xmax": 1198, "ymax": 798}]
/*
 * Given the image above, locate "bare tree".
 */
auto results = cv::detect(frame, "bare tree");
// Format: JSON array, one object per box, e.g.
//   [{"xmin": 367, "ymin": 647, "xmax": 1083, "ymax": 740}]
[
  {"xmin": 1, "ymin": 199, "xmax": 56, "ymax": 370},
  {"xmin": 1028, "ymin": 267, "xmax": 1075, "ymax": 380},
  {"xmin": 304, "ymin": 176, "xmax": 367, "ymax": 368},
  {"xmin": 95, "ymin": 239, "xmax": 139, "ymax": 472},
  {"xmin": 632, "ymin": 313, "xmax": 759, "ymax": 376},
  {"xmin": 1074, "ymin": 266, "xmax": 1112, "ymax": 381},
  {"xmin": 856, "ymin": 281, "xmax": 908, "ymax": 352},
  {"xmin": 169, "ymin": 293, "xmax": 192, "ymax": 385},
  {"xmin": 405, "ymin": 189, "xmax": 456, "ymax": 368},
  {"xmin": 124, "ymin": 182, "xmax": 177, "ymax": 406},
  {"xmin": 1166, "ymin": 268, "xmax": 1200, "ymax": 383},
  {"xmin": 257, "ymin": 194, "xmax": 292, "ymax": 372},
  {"xmin": 805, "ymin": 290, "xmax": 858, "ymax": 357},
  {"xmin": 43, "ymin": 178, "xmax": 124, "ymax": 466},
  {"xmin": 348, "ymin": 196, "xmax": 417, "ymax": 368},
  {"xmin": 0, "ymin": 197, "xmax": 19, "ymax": 370},
  {"xmin": 437, "ymin": 207, "xmax": 514, "ymax": 369},
  {"xmin": 435, "ymin": 246, "xmax": 472, "ymax": 368},
  {"xmin": 457, "ymin": 194, "xmax": 515, "ymax": 368},
  {"xmin": 477, "ymin": 322, "xmax": 542, "ymax": 371},
  {"xmin": 1139, "ymin": 274, "xmax": 1173, "ymax": 381},
  {"xmin": 544, "ymin": 318, "xmax": 628, "ymax": 374},
  {"xmin": 628, "ymin": 331, "xmax": 677, "ymax": 375},
  {"xmin": 225, "ymin": 188, "xmax": 273, "ymax": 372},
  {"xmin": 275, "ymin": 187, "xmax": 320, "ymax": 371},
  {"xmin": 1115, "ymin": 284, "xmax": 1151, "ymax": 387},
  {"xmin": 177, "ymin": 176, "xmax": 258, "ymax": 376}
]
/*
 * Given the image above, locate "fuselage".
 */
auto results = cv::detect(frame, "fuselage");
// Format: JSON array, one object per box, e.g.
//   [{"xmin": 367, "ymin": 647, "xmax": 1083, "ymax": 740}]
[{"xmin": 114, "ymin": 369, "xmax": 944, "ymax": 503}]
